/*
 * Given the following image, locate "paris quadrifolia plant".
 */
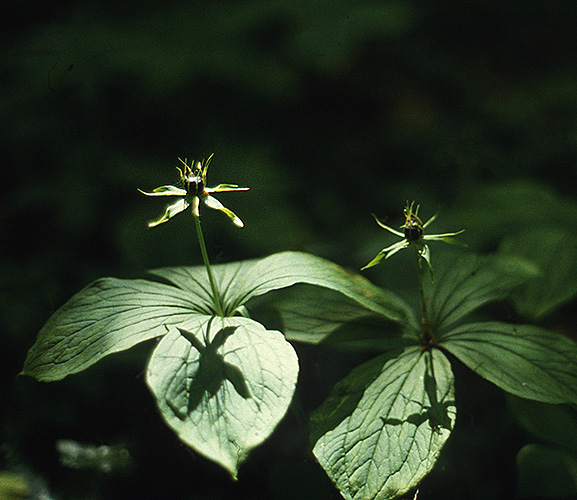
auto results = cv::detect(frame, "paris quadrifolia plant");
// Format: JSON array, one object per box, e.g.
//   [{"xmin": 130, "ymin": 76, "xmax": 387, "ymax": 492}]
[
  {"xmin": 302, "ymin": 203, "xmax": 577, "ymax": 500},
  {"xmin": 21, "ymin": 162, "xmax": 577, "ymax": 499}
]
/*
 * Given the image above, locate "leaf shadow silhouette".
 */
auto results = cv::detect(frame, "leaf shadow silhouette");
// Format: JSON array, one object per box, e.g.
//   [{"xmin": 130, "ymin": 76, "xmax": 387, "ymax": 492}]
[
  {"xmin": 174, "ymin": 319, "xmax": 251, "ymax": 419},
  {"xmin": 381, "ymin": 352, "xmax": 454, "ymax": 432}
]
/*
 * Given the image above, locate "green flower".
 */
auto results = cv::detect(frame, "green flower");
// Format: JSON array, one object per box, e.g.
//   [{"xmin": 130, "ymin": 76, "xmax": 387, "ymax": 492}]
[
  {"xmin": 139, "ymin": 154, "xmax": 249, "ymax": 228},
  {"xmin": 362, "ymin": 201, "xmax": 464, "ymax": 271}
]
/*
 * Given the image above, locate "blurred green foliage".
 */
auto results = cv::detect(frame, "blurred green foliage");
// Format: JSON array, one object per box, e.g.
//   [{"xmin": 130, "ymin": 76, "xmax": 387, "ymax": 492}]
[{"xmin": 2, "ymin": 0, "xmax": 577, "ymax": 498}]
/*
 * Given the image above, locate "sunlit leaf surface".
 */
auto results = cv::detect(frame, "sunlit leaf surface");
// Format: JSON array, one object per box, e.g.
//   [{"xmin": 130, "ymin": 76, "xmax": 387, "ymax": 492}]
[
  {"xmin": 21, "ymin": 278, "xmax": 211, "ymax": 381},
  {"xmin": 311, "ymin": 348, "xmax": 455, "ymax": 500},
  {"xmin": 146, "ymin": 316, "xmax": 298, "ymax": 478},
  {"xmin": 516, "ymin": 444, "xmax": 577, "ymax": 499}
]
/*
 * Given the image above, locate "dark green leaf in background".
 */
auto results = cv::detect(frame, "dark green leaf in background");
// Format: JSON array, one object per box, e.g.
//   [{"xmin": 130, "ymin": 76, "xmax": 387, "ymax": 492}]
[
  {"xmin": 509, "ymin": 397, "xmax": 577, "ymax": 453},
  {"xmin": 451, "ymin": 181, "xmax": 577, "ymax": 250},
  {"xmin": 509, "ymin": 396, "xmax": 577, "ymax": 498},
  {"xmin": 515, "ymin": 444, "xmax": 577, "ymax": 499},
  {"xmin": 498, "ymin": 226, "xmax": 577, "ymax": 321}
]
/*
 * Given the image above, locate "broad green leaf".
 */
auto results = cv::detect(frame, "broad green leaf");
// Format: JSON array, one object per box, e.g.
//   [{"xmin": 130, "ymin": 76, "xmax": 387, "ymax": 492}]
[
  {"xmin": 21, "ymin": 278, "xmax": 211, "ymax": 381},
  {"xmin": 498, "ymin": 227, "xmax": 577, "ymax": 320},
  {"xmin": 440, "ymin": 322, "xmax": 577, "ymax": 403},
  {"xmin": 233, "ymin": 252, "xmax": 417, "ymax": 328},
  {"xmin": 516, "ymin": 444, "xmax": 577, "ymax": 498},
  {"xmin": 311, "ymin": 348, "xmax": 455, "ymax": 500},
  {"xmin": 424, "ymin": 251, "xmax": 537, "ymax": 333},
  {"xmin": 146, "ymin": 316, "xmax": 298, "ymax": 478},
  {"xmin": 253, "ymin": 284, "xmax": 417, "ymax": 348}
]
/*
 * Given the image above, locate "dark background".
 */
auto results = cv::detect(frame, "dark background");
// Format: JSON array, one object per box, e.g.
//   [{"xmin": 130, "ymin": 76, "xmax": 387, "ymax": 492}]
[{"xmin": 2, "ymin": 1, "xmax": 577, "ymax": 498}]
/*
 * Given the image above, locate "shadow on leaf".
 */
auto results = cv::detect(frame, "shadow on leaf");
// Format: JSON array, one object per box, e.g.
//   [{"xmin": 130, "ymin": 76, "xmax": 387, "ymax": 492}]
[
  {"xmin": 171, "ymin": 321, "xmax": 251, "ymax": 419},
  {"xmin": 381, "ymin": 353, "xmax": 454, "ymax": 432}
]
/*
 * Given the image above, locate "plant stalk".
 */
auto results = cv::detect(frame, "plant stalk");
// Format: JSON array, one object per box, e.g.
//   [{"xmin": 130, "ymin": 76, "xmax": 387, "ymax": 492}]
[
  {"xmin": 194, "ymin": 214, "xmax": 224, "ymax": 316},
  {"xmin": 412, "ymin": 244, "xmax": 435, "ymax": 348}
]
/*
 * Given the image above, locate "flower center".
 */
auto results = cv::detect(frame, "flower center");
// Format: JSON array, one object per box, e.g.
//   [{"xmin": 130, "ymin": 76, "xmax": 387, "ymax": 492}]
[
  {"xmin": 404, "ymin": 221, "xmax": 423, "ymax": 241},
  {"xmin": 185, "ymin": 174, "xmax": 205, "ymax": 196}
]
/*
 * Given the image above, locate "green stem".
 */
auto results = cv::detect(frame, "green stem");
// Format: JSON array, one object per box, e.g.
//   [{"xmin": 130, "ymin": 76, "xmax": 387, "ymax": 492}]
[
  {"xmin": 194, "ymin": 214, "xmax": 224, "ymax": 316},
  {"xmin": 412, "ymin": 244, "xmax": 435, "ymax": 347},
  {"xmin": 412, "ymin": 246, "xmax": 427, "ymax": 319}
]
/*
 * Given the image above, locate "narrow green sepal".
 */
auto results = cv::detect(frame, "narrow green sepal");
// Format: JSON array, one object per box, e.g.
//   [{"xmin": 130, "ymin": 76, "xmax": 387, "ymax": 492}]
[
  {"xmin": 361, "ymin": 241, "xmax": 409, "ymax": 270},
  {"xmin": 139, "ymin": 186, "xmax": 187, "ymax": 197},
  {"xmin": 203, "ymin": 195, "xmax": 244, "ymax": 227},
  {"xmin": 361, "ymin": 250, "xmax": 387, "ymax": 271},
  {"xmin": 208, "ymin": 184, "xmax": 250, "ymax": 192},
  {"xmin": 148, "ymin": 199, "xmax": 190, "ymax": 227},
  {"xmin": 371, "ymin": 214, "xmax": 405, "ymax": 237}
]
